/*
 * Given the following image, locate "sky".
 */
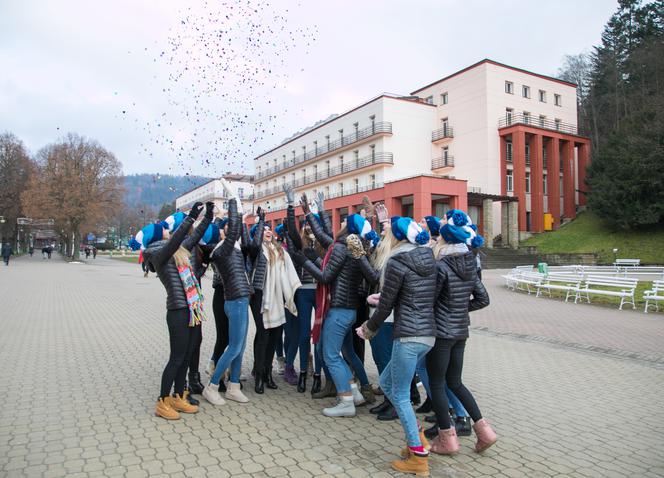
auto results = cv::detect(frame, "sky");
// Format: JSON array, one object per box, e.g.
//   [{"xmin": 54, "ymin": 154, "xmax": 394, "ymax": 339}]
[{"xmin": 0, "ymin": 0, "xmax": 618, "ymax": 177}]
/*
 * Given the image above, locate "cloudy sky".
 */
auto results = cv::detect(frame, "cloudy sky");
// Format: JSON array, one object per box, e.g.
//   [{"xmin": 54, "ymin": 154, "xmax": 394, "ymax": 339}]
[{"xmin": 0, "ymin": 0, "xmax": 617, "ymax": 176}]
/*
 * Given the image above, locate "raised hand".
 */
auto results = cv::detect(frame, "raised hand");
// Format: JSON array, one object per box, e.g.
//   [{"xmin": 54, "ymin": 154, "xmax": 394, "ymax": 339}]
[
  {"xmin": 257, "ymin": 206, "xmax": 265, "ymax": 221},
  {"xmin": 205, "ymin": 201, "xmax": 215, "ymax": 219},
  {"xmin": 300, "ymin": 193, "xmax": 311, "ymax": 215},
  {"xmin": 188, "ymin": 202, "xmax": 204, "ymax": 220},
  {"xmin": 283, "ymin": 184, "xmax": 295, "ymax": 205},
  {"xmin": 361, "ymin": 196, "xmax": 375, "ymax": 219},
  {"xmin": 375, "ymin": 203, "xmax": 389, "ymax": 224},
  {"xmin": 315, "ymin": 191, "xmax": 325, "ymax": 213}
]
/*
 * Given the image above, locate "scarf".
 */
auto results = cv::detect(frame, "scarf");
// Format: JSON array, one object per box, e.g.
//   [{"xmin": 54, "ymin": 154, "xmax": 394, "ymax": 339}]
[
  {"xmin": 177, "ymin": 264, "xmax": 207, "ymax": 327},
  {"xmin": 261, "ymin": 244, "xmax": 301, "ymax": 329},
  {"xmin": 312, "ymin": 245, "xmax": 334, "ymax": 344}
]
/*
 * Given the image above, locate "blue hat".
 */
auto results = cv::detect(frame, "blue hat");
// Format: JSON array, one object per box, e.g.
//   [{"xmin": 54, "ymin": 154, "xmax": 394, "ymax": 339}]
[
  {"xmin": 346, "ymin": 214, "xmax": 379, "ymax": 246},
  {"xmin": 250, "ymin": 223, "xmax": 270, "ymax": 239},
  {"xmin": 161, "ymin": 211, "xmax": 186, "ymax": 232},
  {"xmin": 274, "ymin": 223, "xmax": 285, "ymax": 239},
  {"xmin": 300, "ymin": 213, "xmax": 323, "ymax": 229},
  {"xmin": 424, "ymin": 216, "xmax": 441, "ymax": 237},
  {"xmin": 130, "ymin": 223, "xmax": 164, "ymax": 251},
  {"xmin": 391, "ymin": 216, "xmax": 430, "ymax": 245},
  {"xmin": 440, "ymin": 210, "xmax": 484, "ymax": 248},
  {"xmin": 214, "ymin": 217, "xmax": 228, "ymax": 229},
  {"xmin": 199, "ymin": 224, "xmax": 220, "ymax": 245}
]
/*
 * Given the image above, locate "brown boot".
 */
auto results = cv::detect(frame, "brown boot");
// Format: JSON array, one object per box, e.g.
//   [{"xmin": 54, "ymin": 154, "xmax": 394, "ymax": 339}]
[
  {"xmin": 171, "ymin": 394, "xmax": 199, "ymax": 414},
  {"xmin": 391, "ymin": 454, "xmax": 429, "ymax": 476},
  {"xmin": 360, "ymin": 384, "xmax": 376, "ymax": 404},
  {"xmin": 155, "ymin": 397, "xmax": 180, "ymax": 420},
  {"xmin": 312, "ymin": 379, "xmax": 336, "ymax": 399},
  {"xmin": 473, "ymin": 418, "xmax": 497, "ymax": 453},
  {"xmin": 430, "ymin": 427, "xmax": 460, "ymax": 455}
]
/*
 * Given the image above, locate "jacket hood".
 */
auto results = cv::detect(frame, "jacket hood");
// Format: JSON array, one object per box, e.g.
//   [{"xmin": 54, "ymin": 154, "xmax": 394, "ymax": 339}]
[
  {"xmin": 442, "ymin": 251, "xmax": 476, "ymax": 281},
  {"xmin": 394, "ymin": 246, "xmax": 436, "ymax": 277}
]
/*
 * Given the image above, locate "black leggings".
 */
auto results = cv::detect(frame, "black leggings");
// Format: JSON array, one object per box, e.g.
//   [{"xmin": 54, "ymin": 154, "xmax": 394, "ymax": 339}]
[
  {"xmin": 352, "ymin": 302, "xmax": 368, "ymax": 363},
  {"xmin": 189, "ymin": 330, "xmax": 203, "ymax": 374},
  {"xmin": 160, "ymin": 308, "xmax": 201, "ymax": 398},
  {"xmin": 211, "ymin": 288, "xmax": 229, "ymax": 363},
  {"xmin": 250, "ymin": 291, "xmax": 283, "ymax": 375},
  {"xmin": 426, "ymin": 338, "xmax": 483, "ymax": 429}
]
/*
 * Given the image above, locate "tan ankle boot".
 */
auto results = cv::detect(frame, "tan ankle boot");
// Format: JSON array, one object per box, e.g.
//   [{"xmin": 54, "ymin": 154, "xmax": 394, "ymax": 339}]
[
  {"xmin": 225, "ymin": 382, "xmax": 249, "ymax": 403},
  {"xmin": 473, "ymin": 418, "xmax": 497, "ymax": 453},
  {"xmin": 391, "ymin": 453, "xmax": 429, "ymax": 476},
  {"xmin": 155, "ymin": 397, "xmax": 180, "ymax": 420},
  {"xmin": 430, "ymin": 427, "xmax": 460, "ymax": 455},
  {"xmin": 171, "ymin": 394, "xmax": 199, "ymax": 414}
]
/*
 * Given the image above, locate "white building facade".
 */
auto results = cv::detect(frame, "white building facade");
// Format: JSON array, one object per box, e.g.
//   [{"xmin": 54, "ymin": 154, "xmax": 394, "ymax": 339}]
[{"xmin": 175, "ymin": 174, "xmax": 255, "ymax": 215}]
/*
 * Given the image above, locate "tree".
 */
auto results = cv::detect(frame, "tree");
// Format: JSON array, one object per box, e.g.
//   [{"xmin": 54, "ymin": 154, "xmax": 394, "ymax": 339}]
[
  {"xmin": 157, "ymin": 201, "xmax": 177, "ymax": 220},
  {"xmin": 0, "ymin": 133, "xmax": 32, "ymax": 245},
  {"xmin": 557, "ymin": 53, "xmax": 592, "ymax": 137},
  {"xmin": 21, "ymin": 133, "xmax": 124, "ymax": 259}
]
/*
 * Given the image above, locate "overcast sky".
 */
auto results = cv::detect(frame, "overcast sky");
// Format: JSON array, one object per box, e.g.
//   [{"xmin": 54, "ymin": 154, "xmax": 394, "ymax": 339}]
[{"xmin": 0, "ymin": 0, "xmax": 617, "ymax": 177}]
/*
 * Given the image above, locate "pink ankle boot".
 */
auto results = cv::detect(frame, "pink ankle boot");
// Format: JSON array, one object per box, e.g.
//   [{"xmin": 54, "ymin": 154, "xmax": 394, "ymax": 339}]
[
  {"xmin": 430, "ymin": 427, "xmax": 460, "ymax": 455},
  {"xmin": 473, "ymin": 418, "xmax": 497, "ymax": 453}
]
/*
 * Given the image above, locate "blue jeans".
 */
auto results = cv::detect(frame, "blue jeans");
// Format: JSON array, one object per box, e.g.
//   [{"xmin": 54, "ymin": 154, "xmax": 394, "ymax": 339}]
[
  {"xmin": 342, "ymin": 329, "xmax": 369, "ymax": 386},
  {"xmin": 416, "ymin": 356, "xmax": 431, "ymax": 398},
  {"xmin": 322, "ymin": 308, "xmax": 357, "ymax": 393},
  {"xmin": 380, "ymin": 340, "xmax": 433, "ymax": 447},
  {"xmin": 285, "ymin": 288, "xmax": 317, "ymax": 370},
  {"xmin": 370, "ymin": 322, "xmax": 393, "ymax": 375},
  {"xmin": 211, "ymin": 297, "xmax": 249, "ymax": 384}
]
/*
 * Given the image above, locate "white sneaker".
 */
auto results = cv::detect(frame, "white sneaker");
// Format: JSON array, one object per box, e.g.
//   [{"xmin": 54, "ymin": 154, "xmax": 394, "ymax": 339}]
[
  {"xmin": 323, "ymin": 396, "xmax": 356, "ymax": 417},
  {"xmin": 225, "ymin": 382, "xmax": 249, "ymax": 403},
  {"xmin": 350, "ymin": 383, "xmax": 366, "ymax": 406},
  {"xmin": 275, "ymin": 357, "xmax": 285, "ymax": 375},
  {"xmin": 202, "ymin": 383, "xmax": 225, "ymax": 406},
  {"xmin": 206, "ymin": 359, "xmax": 215, "ymax": 376}
]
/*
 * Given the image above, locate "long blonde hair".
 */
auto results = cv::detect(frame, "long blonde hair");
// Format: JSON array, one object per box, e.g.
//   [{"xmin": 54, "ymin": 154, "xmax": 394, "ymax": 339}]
[
  {"xmin": 263, "ymin": 235, "xmax": 284, "ymax": 265},
  {"xmin": 173, "ymin": 246, "xmax": 191, "ymax": 268},
  {"xmin": 370, "ymin": 227, "xmax": 402, "ymax": 287}
]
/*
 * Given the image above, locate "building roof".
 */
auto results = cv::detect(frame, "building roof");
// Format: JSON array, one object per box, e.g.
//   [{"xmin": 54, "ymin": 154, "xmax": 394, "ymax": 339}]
[{"xmin": 411, "ymin": 58, "xmax": 577, "ymax": 95}]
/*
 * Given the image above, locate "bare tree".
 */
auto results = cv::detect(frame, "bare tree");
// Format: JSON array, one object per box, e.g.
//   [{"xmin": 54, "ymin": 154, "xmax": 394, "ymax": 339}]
[{"xmin": 0, "ymin": 132, "xmax": 32, "ymax": 245}]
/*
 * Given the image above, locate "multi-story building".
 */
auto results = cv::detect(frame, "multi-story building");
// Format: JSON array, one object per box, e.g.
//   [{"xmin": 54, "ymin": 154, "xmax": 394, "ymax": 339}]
[
  {"xmin": 253, "ymin": 59, "xmax": 591, "ymax": 246},
  {"xmin": 175, "ymin": 174, "xmax": 255, "ymax": 215}
]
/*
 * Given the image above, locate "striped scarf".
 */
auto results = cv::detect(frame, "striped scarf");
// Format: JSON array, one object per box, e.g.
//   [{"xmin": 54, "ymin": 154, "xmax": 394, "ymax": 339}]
[{"xmin": 177, "ymin": 264, "xmax": 207, "ymax": 327}]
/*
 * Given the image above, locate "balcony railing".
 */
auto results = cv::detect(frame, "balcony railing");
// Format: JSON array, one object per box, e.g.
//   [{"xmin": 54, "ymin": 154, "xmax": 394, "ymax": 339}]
[
  {"xmin": 498, "ymin": 113, "xmax": 581, "ymax": 136},
  {"xmin": 256, "ymin": 122, "xmax": 393, "ymax": 180},
  {"xmin": 261, "ymin": 182, "xmax": 386, "ymax": 214},
  {"xmin": 431, "ymin": 155, "xmax": 455, "ymax": 169},
  {"xmin": 431, "ymin": 126, "xmax": 454, "ymax": 142},
  {"xmin": 254, "ymin": 152, "xmax": 393, "ymax": 199}
]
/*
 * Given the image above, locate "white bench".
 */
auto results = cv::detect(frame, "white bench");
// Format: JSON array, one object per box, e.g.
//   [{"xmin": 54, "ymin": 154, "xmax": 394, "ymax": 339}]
[
  {"xmin": 513, "ymin": 272, "xmax": 546, "ymax": 294},
  {"xmin": 536, "ymin": 274, "xmax": 583, "ymax": 302},
  {"xmin": 574, "ymin": 276, "xmax": 639, "ymax": 310},
  {"xmin": 644, "ymin": 280, "xmax": 664, "ymax": 313},
  {"xmin": 614, "ymin": 259, "xmax": 640, "ymax": 268}
]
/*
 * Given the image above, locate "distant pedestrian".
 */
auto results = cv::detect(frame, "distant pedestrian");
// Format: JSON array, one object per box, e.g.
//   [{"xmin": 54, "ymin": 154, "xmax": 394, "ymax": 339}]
[
  {"xmin": 92, "ymin": 246, "xmax": 97, "ymax": 259},
  {"xmin": 29, "ymin": 246, "xmax": 34, "ymax": 257},
  {"xmin": 47, "ymin": 246, "xmax": 52, "ymax": 259},
  {"xmin": 1, "ymin": 243, "xmax": 12, "ymax": 266},
  {"xmin": 85, "ymin": 247, "xmax": 91, "ymax": 259}
]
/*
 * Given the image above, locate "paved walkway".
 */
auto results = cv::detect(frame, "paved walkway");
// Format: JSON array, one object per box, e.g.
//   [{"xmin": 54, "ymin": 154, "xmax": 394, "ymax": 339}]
[{"xmin": 0, "ymin": 255, "xmax": 663, "ymax": 478}]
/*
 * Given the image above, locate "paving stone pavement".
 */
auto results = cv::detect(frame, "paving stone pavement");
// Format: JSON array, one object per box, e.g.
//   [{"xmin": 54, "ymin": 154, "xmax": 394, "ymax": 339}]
[{"xmin": 1, "ymin": 255, "xmax": 663, "ymax": 478}]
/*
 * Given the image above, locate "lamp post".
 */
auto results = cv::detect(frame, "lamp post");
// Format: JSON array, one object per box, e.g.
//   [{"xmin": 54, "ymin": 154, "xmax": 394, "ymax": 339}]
[{"xmin": 0, "ymin": 216, "xmax": 5, "ymax": 244}]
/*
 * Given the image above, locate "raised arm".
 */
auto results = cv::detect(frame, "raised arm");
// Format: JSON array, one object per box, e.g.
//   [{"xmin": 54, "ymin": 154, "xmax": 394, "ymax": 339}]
[
  {"xmin": 151, "ymin": 202, "xmax": 203, "ymax": 266},
  {"xmin": 357, "ymin": 255, "xmax": 380, "ymax": 286},
  {"xmin": 366, "ymin": 259, "xmax": 403, "ymax": 331},
  {"xmin": 294, "ymin": 242, "xmax": 346, "ymax": 284},
  {"xmin": 286, "ymin": 205, "xmax": 303, "ymax": 251},
  {"xmin": 182, "ymin": 202, "xmax": 214, "ymax": 251},
  {"xmin": 248, "ymin": 207, "xmax": 265, "ymax": 259},
  {"xmin": 212, "ymin": 199, "xmax": 240, "ymax": 259}
]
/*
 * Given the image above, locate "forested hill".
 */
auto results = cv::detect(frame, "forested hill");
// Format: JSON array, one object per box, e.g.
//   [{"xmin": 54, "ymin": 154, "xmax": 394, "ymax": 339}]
[{"xmin": 122, "ymin": 174, "xmax": 211, "ymax": 209}]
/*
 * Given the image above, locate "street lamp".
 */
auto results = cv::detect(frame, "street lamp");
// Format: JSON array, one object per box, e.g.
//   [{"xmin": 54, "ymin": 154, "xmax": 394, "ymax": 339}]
[{"xmin": 0, "ymin": 216, "xmax": 5, "ymax": 244}]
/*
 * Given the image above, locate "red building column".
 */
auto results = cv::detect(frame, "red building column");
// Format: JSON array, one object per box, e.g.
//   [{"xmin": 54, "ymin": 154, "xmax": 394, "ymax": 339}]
[
  {"xmin": 332, "ymin": 208, "xmax": 341, "ymax": 235},
  {"xmin": 530, "ymin": 133, "xmax": 544, "ymax": 232},
  {"xmin": 546, "ymin": 137, "xmax": 561, "ymax": 228},
  {"xmin": 562, "ymin": 140, "xmax": 576, "ymax": 219},
  {"xmin": 577, "ymin": 141, "xmax": 590, "ymax": 206},
  {"xmin": 384, "ymin": 196, "xmax": 403, "ymax": 218},
  {"xmin": 512, "ymin": 130, "xmax": 527, "ymax": 231},
  {"xmin": 413, "ymin": 191, "xmax": 432, "ymax": 222},
  {"xmin": 500, "ymin": 135, "xmax": 508, "ymax": 195}
]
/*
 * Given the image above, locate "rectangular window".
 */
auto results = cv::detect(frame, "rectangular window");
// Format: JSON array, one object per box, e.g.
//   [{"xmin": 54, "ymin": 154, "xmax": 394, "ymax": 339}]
[
  {"xmin": 539, "ymin": 115, "xmax": 546, "ymax": 127},
  {"xmin": 554, "ymin": 94, "xmax": 562, "ymax": 106},
  {"xmin": 525, "ymin": 143, "xmax": 530, "ymax": 164},
  {"xmin": 238, "ymin": 187, "xmax": 244, "ymax": 198},
  {"xmin": 555, "ymin": 118, "xmax": 561, "ymax": 131},
  {"xmin": 313, "ymin": 165, "xmax": 318, "ymax": 179},
  {"xmin": 522, "ymin": 85, "xmax": 530, "ymax": 98},
  {"xmin": 539, "ymin": 90, "xmax": 546, "ymax": 102},
  {"xmin": 523, "ymin": 111, "xmax": 530, "ymax": 124},
  {"xmin": 370, "ymin": 144, "xmax": 376, "ymax": 161},
  {"xmin": 354, "ymin": 178, "xmax": 359, "ymax": 192},
  {"xmin": 506, "ymin": 171, "xmax": 514, "ymax": 192},
  {"xmin": 506, "ymin": 108, "xmax": 513, "ymax": 125},
  {"xmin": 442, "ymin": 117, "xmax": 449, "ymax": 135},
  {"xmin": 370, "ymin": 174, "xmax": 376, "ymax": 188},
  {"xmin": 442, "ymin": 146, "xmax": 449, "ymax": 160},
  {"xmin": 506, "ymin": 141, "xmax": 513, "ymax": 162},
  {"xmin": 525, "ymin": 172, "xmax": 531, "ymax": 193},
  {"xmin": 339, "ymin": 182, "xmax": 344, "ymax": 195},
  {"xmin": 441, "ymin": 92, "xmax": 448, "ymax": 105},
  {"xmin": 543, "ymin": 174, "xmax": 548, "ymax": 194},
  {"xmin": 505, "ymin": 81, "xmax": 514, "ymax": 94},
  {"xmin": 425, "ymin": 95, "xmax": 434, "ymax": 105}
]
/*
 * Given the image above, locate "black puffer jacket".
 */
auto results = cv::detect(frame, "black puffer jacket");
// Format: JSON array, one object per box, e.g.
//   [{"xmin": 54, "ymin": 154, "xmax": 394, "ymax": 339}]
[
  {"xmin": 286, "ymin": 206, "xmax": 316, "ymax": 285},
  {"xmin": 144, "ymin": 214, "xmax": 209, "ymax": 310},
  {"xmin": 434, "ymin": 252, "xmax": 490, "ymax": 339},
  {"xmin": 366, "ymin": 245, "xmax": 437, "ymax": 338},
  {"xmin": 298, "ymin": 235, "xmax": 373, "ymax": 309},
  {"xmin": 306, "ymin": 212, "xmax": 334, "ymax": 250},
  {"xmin": 184, "ymin": 218, "xmax": 213, "ymax": 284},
  {"xmin": 211, "ymin": 199, "xmax": 253, "ymax": 301},
  {"xmin": 247, "ymin": 216, "xmax": 266, "ymax": 291}
]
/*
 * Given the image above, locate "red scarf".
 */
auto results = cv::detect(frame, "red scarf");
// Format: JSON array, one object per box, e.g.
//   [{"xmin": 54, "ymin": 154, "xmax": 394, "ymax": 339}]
[{"xmin": 312, "ymin": 245, "xmax": 334, "ymax": 344}]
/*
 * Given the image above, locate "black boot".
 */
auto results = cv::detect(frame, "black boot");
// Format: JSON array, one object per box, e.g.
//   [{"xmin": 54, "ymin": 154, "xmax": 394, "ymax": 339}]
[
  {"xmin": 369, "ymin": 398, "xmax": 392, "ymax": 415},
  {"xmin": 310, "ymin": 374, "xmax": 322, "ymax": 395},
  {"xmin": 424, "ymin": 414, "xmax": 437, "ymax": 423},
  {"xmin": 265, "ymin": 367, "xmax": 278, "ymax": 389},
  {"xmin": 455, "ymin": 416, "xmax": 472, "ymax": 437},
  {"xmin": 184, "ymin": 385, "xmax": 199, "ymax": 406},
  {"xmin": 415, "ymin": 397, "xmax": 433, "ymax": 414},
  {"xmin": 218, "ymin": 379, "xmax": 227, "ymax": 393},
  {"xmin": 410, "ymin": 379, "xmax": 421, "ymax": 405},
  {"xmin": 376, "ymin": 402, "xmax": 399, "ymax": 421},
  {"xmin": 255, "ymin": 371, "xmax": 265, "ymax": 394},
  {"xmin": 188, "ymin": 372, "xmax": 204, "ymax": 395},
  {"xmin": 424, "ymin": 423, "xmax": 439, "ymax": 439},
  {"xmin": 297, "ymin": 371, "xmax": 307, "ymax": 393}
]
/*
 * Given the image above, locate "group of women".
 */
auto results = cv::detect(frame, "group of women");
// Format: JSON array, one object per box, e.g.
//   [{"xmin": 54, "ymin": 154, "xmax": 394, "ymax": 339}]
[{"xmin": 132, "ymin": 177, "xmax": 497, "ymax": 477}]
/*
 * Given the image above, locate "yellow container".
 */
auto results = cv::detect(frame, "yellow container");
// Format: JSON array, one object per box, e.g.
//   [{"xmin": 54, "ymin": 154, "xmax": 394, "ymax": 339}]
[{"xmin": 543, "ymin": 213, "xmax": 553, "ymax": 231}]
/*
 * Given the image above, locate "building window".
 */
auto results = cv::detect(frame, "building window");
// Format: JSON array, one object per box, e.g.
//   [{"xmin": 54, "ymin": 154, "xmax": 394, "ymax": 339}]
[
  {"xmin": 555, "ymin": 118, "xmax": 561, "ymax": 131},
  {"xmin": 425, "ymin": 95, "xmax": 434, "ymax": 105},
  {"xmin": 522, "ymin": 85, "xmax": 530, "ymax": 98},
  {"xmin": 539, "ymin": 90, "xmax": 546, "ymax": 102},
  {"xmin": 325, "ymin": 186, "xmax": 330, "ymax": 196},
  {"xmin": 554, "ymin": 94, "xmax": 562, "ymax": 106},
  {"xmin": 441, "ymin": 117, "xmax": 449, "ymax": 135},
  {"xmin": 325, "ymin": 135, "xmax": 330, "ymax": 149},
  {"xmin": 539, "ymin": 115, "xmax": 546, "ymax": 127},
  {"xmin": 506, "ymin": 141, "xmax": 513, "ymax": 162},
  {"xmin": 370, "ymin": 174, "xmax": 376, "ymax": 188},
  {"xmin": 505, "ymin": 81, "xmax": 514, "ymax": 94},
  {"xmin": 506, "ymin": 108, "xmax": 513, "ymax": 125},
  {"xmin": 238, "ymin": 187, "xmax": 244, "ymax": 198},
  {"xmin": 543, "ymin": 174, "xmax": 548, "ymax": 194},
  {"xmin": 525, "ymin": 172, "xmax": 531, "ymax": 193},
  {"xmin": 339, "ymin": 156, "xmax": 344, "ymax": 172},
  {"xmin": 369, "ymin": 115, "xmax": 376, "ymax": 133},
  {"xmin": 441, "ymin": 92, "xmax": 448, "ymax": 105},
  {"xmin": 313, "ymin": 164, "xmax": 318, "ymax": 179},
  {"xmin": 523, "ymin": 111, "xmax": 530, "ymax": 124},
  {"xmin": 326, "ymin": 160, "xmax": 330, "ymax": 175},
  {"xmin": 525, "ymin": 143, "xmax": 530, "ymax": 164},
  {"xmin": 442, "ymin": 146, "xmax": 449, "ymax": 162},
  {"xmin": 282, "ymin": 176, "xmax": 286, "ymax": 185},
  {"xmin": 354, "ymin": 150, "xmax": 359, "ymax": 167},
  {"xmin": 370, "ymin": 144, "xmax": 376, "ymax": 161},
  {"xmin": 339, "ymin": 182, "xmax": 344, "ymax": 195},
  {"xmin": 354, "ymin": 178, "xmax": 359, "ymax": 193},
  {"xmin": 506, "ymin": 171, "xmax": 514, "ymax": 192}
]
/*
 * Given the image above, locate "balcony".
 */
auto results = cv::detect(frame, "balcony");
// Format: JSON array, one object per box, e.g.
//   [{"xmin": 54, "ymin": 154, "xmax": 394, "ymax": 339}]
[
  {"xmin": 431, "ymin": 126, "xmax": 454, "ymax": 142},
  {"xmin": 431, "ymin": 155, "xmax": 455, "ymax": 170},
  {"xmin": 498, "ymin": 113, "xmax": 581, "ymax": 136},
  {"xmin": 261, "ymin": 182, "xmax": 386, "ymax": 213},
  {"xmin": 254, "ymin": 152, "xmax": 393, "ymax": 199},
  {"xmin": 256, "ymin": 122, "xmax": 393, "ymax": 180}
]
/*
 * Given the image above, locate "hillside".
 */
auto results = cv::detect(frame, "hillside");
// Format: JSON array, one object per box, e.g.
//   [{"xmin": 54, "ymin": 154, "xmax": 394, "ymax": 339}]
[
  {"xmin": 122, "ymin": 174, "xmax": 211, "ymax": 210},
  {"xmin": 522, "ymin": 211, "xmax": 664, "ymax": 264}
]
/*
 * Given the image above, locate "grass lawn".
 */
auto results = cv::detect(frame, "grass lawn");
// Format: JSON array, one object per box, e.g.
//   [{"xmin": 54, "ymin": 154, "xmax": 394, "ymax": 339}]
[
  {"xmin": 110, "ymin": 255, "xmax": 140, "ymax": 264},
  {"xmin": 522, "ymin": 211, "xmax": 664, "ymax": 264}
]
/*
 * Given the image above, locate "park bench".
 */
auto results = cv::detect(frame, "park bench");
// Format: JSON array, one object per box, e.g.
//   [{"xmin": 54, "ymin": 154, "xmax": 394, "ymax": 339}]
[
  {"xmin": 536, "ymin": 274, "xmax": 583, "ymax": 302},
  {"xmin": 574, "ymin": 276, "xmax": 639, "ymax": 310},
  {"xmin": 614, "ymin": 259, "xmax": 640, "ymax": 269},
  {"xmin": 511, "ymin": 271, "xmax": 546, "ymax": 294},
  {"xmin": 644, "ymin": 280, "xmax": 664, "ymax": 314}
]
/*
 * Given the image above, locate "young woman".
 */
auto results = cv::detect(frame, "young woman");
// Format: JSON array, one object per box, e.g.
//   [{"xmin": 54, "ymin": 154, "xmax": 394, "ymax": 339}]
[
  {"xmin": 426, "ymin": 209, "xmax": 495, "ymax": 455},
  {"xmin": 356, "ymin": 216, "xmax": 436, "ymax": 475},
  {"xmin": 207, "ymin": 218, "xmax": 229, "ymax": 382},
  {"xmin": 290, "ymin": 212, "xmax": 377, "ymax": 417},
  {"xmin": 139, "ymin": 201, "xmax": 212, "ymax": 420},
  {"xmin": 203, "ymin": 188, "xmax": 253, "ymax": 405}
]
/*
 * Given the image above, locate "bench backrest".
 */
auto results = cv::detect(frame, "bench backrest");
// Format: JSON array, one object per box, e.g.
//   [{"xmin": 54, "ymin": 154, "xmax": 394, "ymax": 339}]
[
  {"xmin": 650, "ymin": 280, "xmax": 664, "ymax": 291},
  {"xmin": 585, "ymin": 276, "xmax": 638, "ymax": 290},
  {"xmin": 614, "ymin": 259, "xmax": 640, "ymax": 266},
  {"xmin": 545, "ymin": 274, "xmax": 582, "ymax": 284}
]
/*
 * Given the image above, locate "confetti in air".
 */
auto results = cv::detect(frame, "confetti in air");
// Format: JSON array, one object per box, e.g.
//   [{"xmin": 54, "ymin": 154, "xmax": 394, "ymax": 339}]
[{"xmin": 120, "ymin": 0, "xmax": 318, "ymax": 183}]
